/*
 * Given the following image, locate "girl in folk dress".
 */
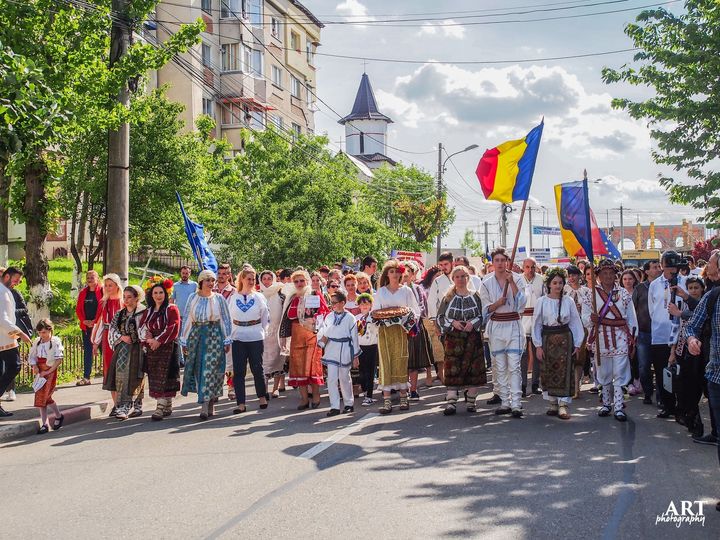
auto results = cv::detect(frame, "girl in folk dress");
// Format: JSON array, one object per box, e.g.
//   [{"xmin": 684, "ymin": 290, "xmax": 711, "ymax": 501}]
[
  {"xmin": 403, "ymin": 261, "xmax": 433, "ymax": 401},
  {"xmin": 532, "ymin": 268, "xmax": 585, "ymax": 420},
  {"xmin": 140, "ymin": 280, "xmax": 181, "ymax": 421},
  {"xmin": 29, "ymin": 319, "xmax": 64, "ymax": 434},
  {"xmin": 374, "ymin": 260, "xmax": 420, "ymax": 415},
  {"xmin": 259, "ymin": 270, "xmax": 287, "ymax": 398}
]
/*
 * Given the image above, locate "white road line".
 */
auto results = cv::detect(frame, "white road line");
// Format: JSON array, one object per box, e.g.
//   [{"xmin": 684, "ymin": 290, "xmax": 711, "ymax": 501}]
[{"xmin": 299, "ymin": 413, "xmax": 379, "ymax": 460}]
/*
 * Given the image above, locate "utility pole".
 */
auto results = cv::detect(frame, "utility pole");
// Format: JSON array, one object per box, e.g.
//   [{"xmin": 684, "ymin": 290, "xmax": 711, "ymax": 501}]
[
  {"xmin": 106, "ymin": 0, "xmax": 131, "ymax": 285},
  {"xmin": 483, "ymin": 221, "xmax": 489, "ymax": 255},
  {"xmin": 528, "ymin": 206, "xmax": 533, "ymax": 251},
  {"xmin": 435, "ymin": 142, "xmax": 443, "ymax": 262},
  {"xmin": 500, "ymin": 204, "xmax": 510, "ymax": 246},
  {"xmin": 619, "ymin": 204, "xmax": 624, "ymax": 254}
]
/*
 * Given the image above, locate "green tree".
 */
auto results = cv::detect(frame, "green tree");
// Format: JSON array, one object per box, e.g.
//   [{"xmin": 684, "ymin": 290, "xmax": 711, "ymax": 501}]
[
  {"xmin": 0, "ymin": 0, "xmax": 201, "ymax": 313},
  {"xmin": 601, "ymin": 1, "xmax": 720, "ymax": 224},
  {"xmin": 460, "ymin": 228, "xmax": 484, "ymax": 257},
  {"xmin": 211, "ymin": 128, "xmax": 393, "ymax": 269},
  {"xmin": 365, "ymin": 163, "xmax": 455, "ymax": 252}
]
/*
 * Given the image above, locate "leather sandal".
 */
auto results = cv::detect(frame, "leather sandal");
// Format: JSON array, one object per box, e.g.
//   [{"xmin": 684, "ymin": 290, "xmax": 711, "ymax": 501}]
[
  {"xmin": 399, "ymin": 396, "xmax": 409, "ymax": 411},
  {"xmin": 558, "ymin": 406, "xmax": 571, "ymax": 420},
  {"xmin": 379, "ymin": 398, "xmax": 392, "ymax": 414},
  {"xmin": 444, "ymin": 402, "xmax": 457, "ymax": 416}
]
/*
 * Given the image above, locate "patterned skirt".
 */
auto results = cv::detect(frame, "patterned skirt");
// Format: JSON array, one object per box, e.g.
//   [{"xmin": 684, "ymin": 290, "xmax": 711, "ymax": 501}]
[
  {"xmin": 34, "ymin": 358, "xmax": 58, "ymax": 408},
  {"xmin": 145, "ymin": 342, "xmax": 180, "ymax": 399},
  {"xmin": 104, "ymin": 341, "xmax": 145, "ymax": 406},
  {"xmin": 540, "ymin": 324, "xmax": 575, "ymax": 397},
  {"xmin": 262, "ymin": 323, "xmax": 285, "ymax": 378},
  {"xmin": 442, "ymin": 329, "xmax": 487, "ymax": 388},
  {"xmin": 182, "ymin": 322, "xmax": 226, "ymax": 403},
  {"xmin": 378, "ymin": 324, "xmax": 409, "ymax": 390},
  {"xmin": 407, "ymin": 319, "xmax": 433, "ymax": 371},
  {"xmin": 288, "ymin": 321, "xmax": 324, "ymax": 387}
]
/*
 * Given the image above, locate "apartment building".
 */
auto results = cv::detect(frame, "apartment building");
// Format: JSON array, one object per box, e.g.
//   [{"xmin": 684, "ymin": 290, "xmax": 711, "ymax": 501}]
[{"xmin": 152, "ymin": 0, "xmax": 322, "ymax": 150}]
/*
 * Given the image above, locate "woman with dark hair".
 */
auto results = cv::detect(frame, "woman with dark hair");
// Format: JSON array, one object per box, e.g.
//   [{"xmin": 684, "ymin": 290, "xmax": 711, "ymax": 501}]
[
  {"xmin": 105, "ymin": 285, "xmax": 147, "ymax": 420},
  {"xmin": 532, "ymin": 268, "xmax": 584, "ymax": 420},
  {"xmin": 403, "ymin": 260, "xmax": 433, "ymax": 400},
  {"xmin": 420, "ymin": 264, "xmax": 444, "ymax": 384},
  {"xmin": 619, "ymin": 269, "xmax": 641, "ymax": 396},
  {"xmin": 621, "ymin": 269, "xmax": 638, "ymax": 296},
  {"xmin": 140, "ymin": 279, "xmax": 181, "ymax": 421}
]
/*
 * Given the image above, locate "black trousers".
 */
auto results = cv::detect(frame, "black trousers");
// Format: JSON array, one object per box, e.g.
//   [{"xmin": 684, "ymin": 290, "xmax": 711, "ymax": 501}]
[
  {"xmin": 0, "ymin": 348, "xmax": 21, "ymax": 396},
  {"xmin": 650, "ymin": 343, "xmax": 676, "ymax": 412},
  {"xmin": 359, "ymin": 344, "xmax": 378, "ymax": 398},
  {"xmin": 231, "ymin": 340, "xmax": 266, "ymax": 405}
]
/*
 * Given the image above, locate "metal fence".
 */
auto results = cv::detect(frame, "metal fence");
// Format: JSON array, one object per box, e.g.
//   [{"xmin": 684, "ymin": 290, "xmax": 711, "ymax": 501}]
[
  {"xmin": 16, "ymin": 335, "xmax": 102, "ymax": 387},
  {"xmin": 129, "ymin": 252, "xmax": 195, "ymax": 270}
]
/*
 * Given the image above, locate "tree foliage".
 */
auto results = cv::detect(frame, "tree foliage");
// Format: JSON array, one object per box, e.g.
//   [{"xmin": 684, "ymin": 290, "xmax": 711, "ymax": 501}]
[
  {"xmin": 460, "ymin": 228, "xmax": 484, "ymax": 257},
  {"xmin": 601, "ymin": 1, "xmax": 720, "ymax": 225},
  {"xmin": 365, "ymin": 163, "xmax": 455, "ymax": 252}
]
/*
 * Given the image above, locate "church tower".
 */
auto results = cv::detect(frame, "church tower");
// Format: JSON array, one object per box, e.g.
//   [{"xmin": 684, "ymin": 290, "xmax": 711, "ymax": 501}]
[{"xmin": 339, "ymin": 73, "xmax": 396, "ymax": 169}]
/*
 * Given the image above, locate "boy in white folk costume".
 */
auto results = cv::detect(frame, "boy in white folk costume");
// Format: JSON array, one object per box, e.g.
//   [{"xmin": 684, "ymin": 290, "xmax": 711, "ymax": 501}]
[
  {"xmin": 581, "ymin": 259, "xmax": 638, "ymax": 422},
  {"xmin": 479, "ymin": 247, "xmax": 527, "ymax": 418},
  {"xmin": 318, "ymin": 291, "xmax": 360, "ymax": 417}
]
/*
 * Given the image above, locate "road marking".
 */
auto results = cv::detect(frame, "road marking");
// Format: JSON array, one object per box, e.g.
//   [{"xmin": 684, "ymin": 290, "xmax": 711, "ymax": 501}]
[{"xmin": 298, "ymin": 413, "xmax": 379, "ymax": 460}]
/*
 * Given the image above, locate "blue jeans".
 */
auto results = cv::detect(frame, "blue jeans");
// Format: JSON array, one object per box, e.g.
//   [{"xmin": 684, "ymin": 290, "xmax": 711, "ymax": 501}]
[
  {"xmin": 706, "ymin": 381, "xmax": 720, "ymax": 467},
  {"xmin": 636, "ymin": 332, "xmax": 653, "ymax": 399},
  {"xmin": 82, "ymin": 328, "xmax": 94, "ymax": 379}
]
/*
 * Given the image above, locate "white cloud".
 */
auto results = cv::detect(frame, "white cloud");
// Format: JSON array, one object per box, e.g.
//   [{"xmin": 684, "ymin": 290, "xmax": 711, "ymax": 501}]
[
  {"xmin": 418, "ymin": 20, "xmax": 466, "ymax": 40},
  {"xmin": 387, "ymin": 63, "xmax": 650, "ymax": 159},
  {"xmin": 335, "ymin": 0, "xmax": 373, "ymax": 20}
]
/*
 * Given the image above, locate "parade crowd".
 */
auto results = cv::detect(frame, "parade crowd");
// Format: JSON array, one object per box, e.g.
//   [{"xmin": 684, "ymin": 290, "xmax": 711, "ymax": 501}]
[{"xmin": 1, "ymin": 249, "xmax": 720, "ymax": 508}]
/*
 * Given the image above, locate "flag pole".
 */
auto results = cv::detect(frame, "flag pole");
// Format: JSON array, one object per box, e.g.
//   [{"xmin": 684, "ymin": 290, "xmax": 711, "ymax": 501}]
[
  {"xmin": 584, "ymin": 169, "xmax": 602, "ymax": 367},
  {"xmin": 502, "ymin": 198, "xmax": 529, "ymax": 296}
]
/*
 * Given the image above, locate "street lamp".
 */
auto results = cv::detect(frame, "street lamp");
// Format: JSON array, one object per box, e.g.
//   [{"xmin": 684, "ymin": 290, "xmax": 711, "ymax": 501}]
[{"xmin": 436, "ymin": 143, "xmax": 480, "ymax": 261}]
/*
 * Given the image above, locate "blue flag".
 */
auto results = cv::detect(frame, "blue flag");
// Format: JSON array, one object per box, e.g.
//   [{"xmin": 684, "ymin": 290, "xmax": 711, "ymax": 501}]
[
  {"xmin": 599, "ymin": 228, "xmax": 622, "ymax": 260},
  {"xmin": 176, "ymin": 192, "xmax": 218, "ymax": 273}
]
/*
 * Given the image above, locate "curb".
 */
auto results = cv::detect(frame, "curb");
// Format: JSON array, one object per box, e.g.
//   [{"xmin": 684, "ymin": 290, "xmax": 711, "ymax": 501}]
[{"xmin": 0, "ymin": 399, "xmax": 114, "ymax": 443}]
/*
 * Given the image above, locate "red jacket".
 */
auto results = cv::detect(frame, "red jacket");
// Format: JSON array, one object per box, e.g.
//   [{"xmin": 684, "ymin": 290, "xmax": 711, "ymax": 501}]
[{"xmin": 76, "ymin": 286, "xmax": 104, "ymax": 330}]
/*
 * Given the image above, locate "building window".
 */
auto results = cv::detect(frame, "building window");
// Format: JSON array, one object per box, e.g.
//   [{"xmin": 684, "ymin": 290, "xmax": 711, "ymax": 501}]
[
  {"xmin": 202, "ymin": 97, "xmax": 214, "ymax": 118},
  {"xmin": 290, "ymin": 75, "xmax": 301, "ymax": 98},
  {"xmin": 251, "ymin": 49, "xmax": 263, "ymax": 77},
  {"xmin": 271, "ymin": 65, "xmax": 282, "ymax": 88},
  {"xmin": 290, "ymin": 31, "xmax": 300, "ymax": 52},
  {"xmin": 201, "ymin": 0, "xmax": 212, "ymax": 14},
  {"xmin": 306, "ymin": 41, "xmax": 314, "ymax": 65},
  {"xmin": 291, "ymin": 122, "xmax": 302, "ymax": 140},
  {"xmin": 222, "ymin": 102, "xmax": 243, "ymax": 125},
  {"xmin": 271, "ymin": 17, "xmax": 282, "ymax": 40},
  {"xmin": 359, "ymin": 132, "xmax": 365, "ymax": 154},
  {"xmin": 249, "ymin": 109, "xmax": 265, "ymax": 130},
  {"xmin": 269, "ymin": 114, "xmax": 284, "ymax": 130},
  {"xmin": 248, "ymin": 0, "xmax": 262, "ymax": 27},
  {"xmin": 220, "ymin": 0, "xmax": 242, "ymax": 19},
  {"xmin": 306, "ymin": 84, "xmax": 313, "ymax": 107},
  {"xmin": 221, "ymin": 43, "xmax": 241, "ymax": 71},
  {"xmin": 202, "ymin": 43, "xmax": 211, "ymax": 68}
]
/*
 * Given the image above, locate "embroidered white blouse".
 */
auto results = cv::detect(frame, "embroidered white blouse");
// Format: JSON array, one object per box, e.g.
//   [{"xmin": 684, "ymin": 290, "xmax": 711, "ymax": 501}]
[
  {"xmin": 227, "ymin": 291, "xmax": 270, "ymax": 342},
  {"xmin": 180, "ymin": 292, "xmax": 233, "ymax": 346}
]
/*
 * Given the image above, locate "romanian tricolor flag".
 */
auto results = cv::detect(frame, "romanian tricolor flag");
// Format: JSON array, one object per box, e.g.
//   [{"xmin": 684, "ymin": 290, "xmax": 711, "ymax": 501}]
[
  {"xmin": 554, "ymin": 180, "xmax": 608, "ymax": 259},
  {"xmin": 476, "ymin": 120, "xmax": 544, "ymax": 203}
]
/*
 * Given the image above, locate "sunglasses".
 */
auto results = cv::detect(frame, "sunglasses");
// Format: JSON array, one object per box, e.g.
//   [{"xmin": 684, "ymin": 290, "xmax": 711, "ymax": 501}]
[
  {"xmin": 331, "ymin": 300, "xmax": 344, "ymax": 305},
  {"xmin": 293, "ymin": 279, "xmax": 306, "ymax": 284},
  {"xmin": 328, "ymin": 284, "xmax": 339, "ymax": 289}
]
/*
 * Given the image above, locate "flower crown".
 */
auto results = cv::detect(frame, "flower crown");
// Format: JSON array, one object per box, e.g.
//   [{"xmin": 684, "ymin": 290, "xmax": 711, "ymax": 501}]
[{"xmin": 143, "ymin": 275, "xmax": 174, "ymax": 296}]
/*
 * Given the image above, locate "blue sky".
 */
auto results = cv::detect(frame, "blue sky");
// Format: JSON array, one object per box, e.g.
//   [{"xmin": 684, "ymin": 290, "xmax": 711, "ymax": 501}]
[{"xmin": 304, "ymin": 0, "xmax": 703, "ymax": 251}]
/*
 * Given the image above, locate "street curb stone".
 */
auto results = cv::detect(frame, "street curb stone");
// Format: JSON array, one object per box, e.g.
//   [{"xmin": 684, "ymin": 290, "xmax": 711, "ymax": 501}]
[{"xmin": 0, "ymin": 399, "xmax": 114, "ymax": 443}]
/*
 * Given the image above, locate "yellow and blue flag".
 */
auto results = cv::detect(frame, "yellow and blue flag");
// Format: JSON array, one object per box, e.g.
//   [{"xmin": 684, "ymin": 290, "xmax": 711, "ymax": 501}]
[{"xmin": 554, "ymin": 180, "xmax": 608, "ymax": 259}]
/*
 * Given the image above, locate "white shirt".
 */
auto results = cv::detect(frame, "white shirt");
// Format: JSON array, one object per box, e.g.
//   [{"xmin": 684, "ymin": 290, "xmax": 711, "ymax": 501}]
[
  {"xmin": 518, "ymin": 273, "xmax": 545, "ymax": 335},
  {"xmin": 374, "ymin": 285, "xmax": 421, "ymax": 318},
  {"xmin": 648, "ymin": 274, "xmax": 687, "ymax": 345},
  {"xmin": 427, "ymin": 273, "xmax": 452, "ymax": 319},
  {"xmin": 531, "ymin": 295, "xmax": 584, "ymax": 349},
  {"xmin": 470, "ymin": 275, "xmax": 483, "ymax": 292},
  {"xmin": 227, "ymin": 291, "xmax": 270, "ymax": 342},
  {"xmin": 356, "ymin": 312, "xmax": 379, "ymax": 346},
  {"xmin": 28, "ymin": 336, "xmax": 64, "ymax": 367},
  {"xmin": 0, "ymin": 283, "xmax": 20, "ymax": 349},
  {"xmin": 318, "ymin": 310, "xmax": 360, "ymax": 367}
]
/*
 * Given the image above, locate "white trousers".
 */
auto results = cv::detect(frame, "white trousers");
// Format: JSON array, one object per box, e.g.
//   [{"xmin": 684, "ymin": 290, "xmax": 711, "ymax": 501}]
[
  {"xmin": 596, "ymin": 355, "xmax": 630, "ymax": 412},
  {"xmin": 326, "ymin": 364, "xmax": 354, "ymax": 410},
  {"xmin": 492, "ymin": 350, "xmax": 522, "ymax": 409},
  {"xmin": 544, "ymin": 392, "xmax": 572, "ymax": 405}
]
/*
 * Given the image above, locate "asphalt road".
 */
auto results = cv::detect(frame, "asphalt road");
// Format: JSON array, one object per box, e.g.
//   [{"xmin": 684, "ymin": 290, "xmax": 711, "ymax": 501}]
[{"xmin": 2, "ymin": 383, "xmax": 718, "ymax": 540}]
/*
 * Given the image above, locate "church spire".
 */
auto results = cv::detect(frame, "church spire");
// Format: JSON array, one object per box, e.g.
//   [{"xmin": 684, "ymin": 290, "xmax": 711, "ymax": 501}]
[{"xmin": 339, "ymin": 73, "xmax": 393, "ymax": 125}]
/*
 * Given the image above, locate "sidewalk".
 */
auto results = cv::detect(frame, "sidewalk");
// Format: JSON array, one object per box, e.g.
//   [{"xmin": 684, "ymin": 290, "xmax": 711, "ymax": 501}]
[{"xmin": 0, "ymin": 377, "xmax": 113, "ymax": 442}]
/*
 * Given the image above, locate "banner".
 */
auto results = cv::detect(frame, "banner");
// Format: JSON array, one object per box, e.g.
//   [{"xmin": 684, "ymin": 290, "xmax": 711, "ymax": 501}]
[
  {"xmin": 530, "ymin": 248, "xmax": 551, "ymax": 263},
  {"xmin": 532, "ymin": 225, "xmax": 561, "ymax": 236}
]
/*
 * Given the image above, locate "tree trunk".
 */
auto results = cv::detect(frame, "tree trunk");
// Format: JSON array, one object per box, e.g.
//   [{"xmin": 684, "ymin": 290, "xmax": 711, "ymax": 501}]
[
  {"xmin": 0, "ymin": 160, "xmax": 10, "ymax": 267},
  {"xmin": 23, "ymin": 156, "xmax": 52, "ymax": 321},
  {"xmin": 70, "ymin": 190, "xmax": 89, "ymax": 297}
]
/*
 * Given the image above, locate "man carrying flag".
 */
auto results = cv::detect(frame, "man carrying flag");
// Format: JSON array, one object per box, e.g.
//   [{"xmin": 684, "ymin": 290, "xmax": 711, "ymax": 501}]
[{"xmin": 476, "ymin": 120, "xmax": 543, "ymax": 417}]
